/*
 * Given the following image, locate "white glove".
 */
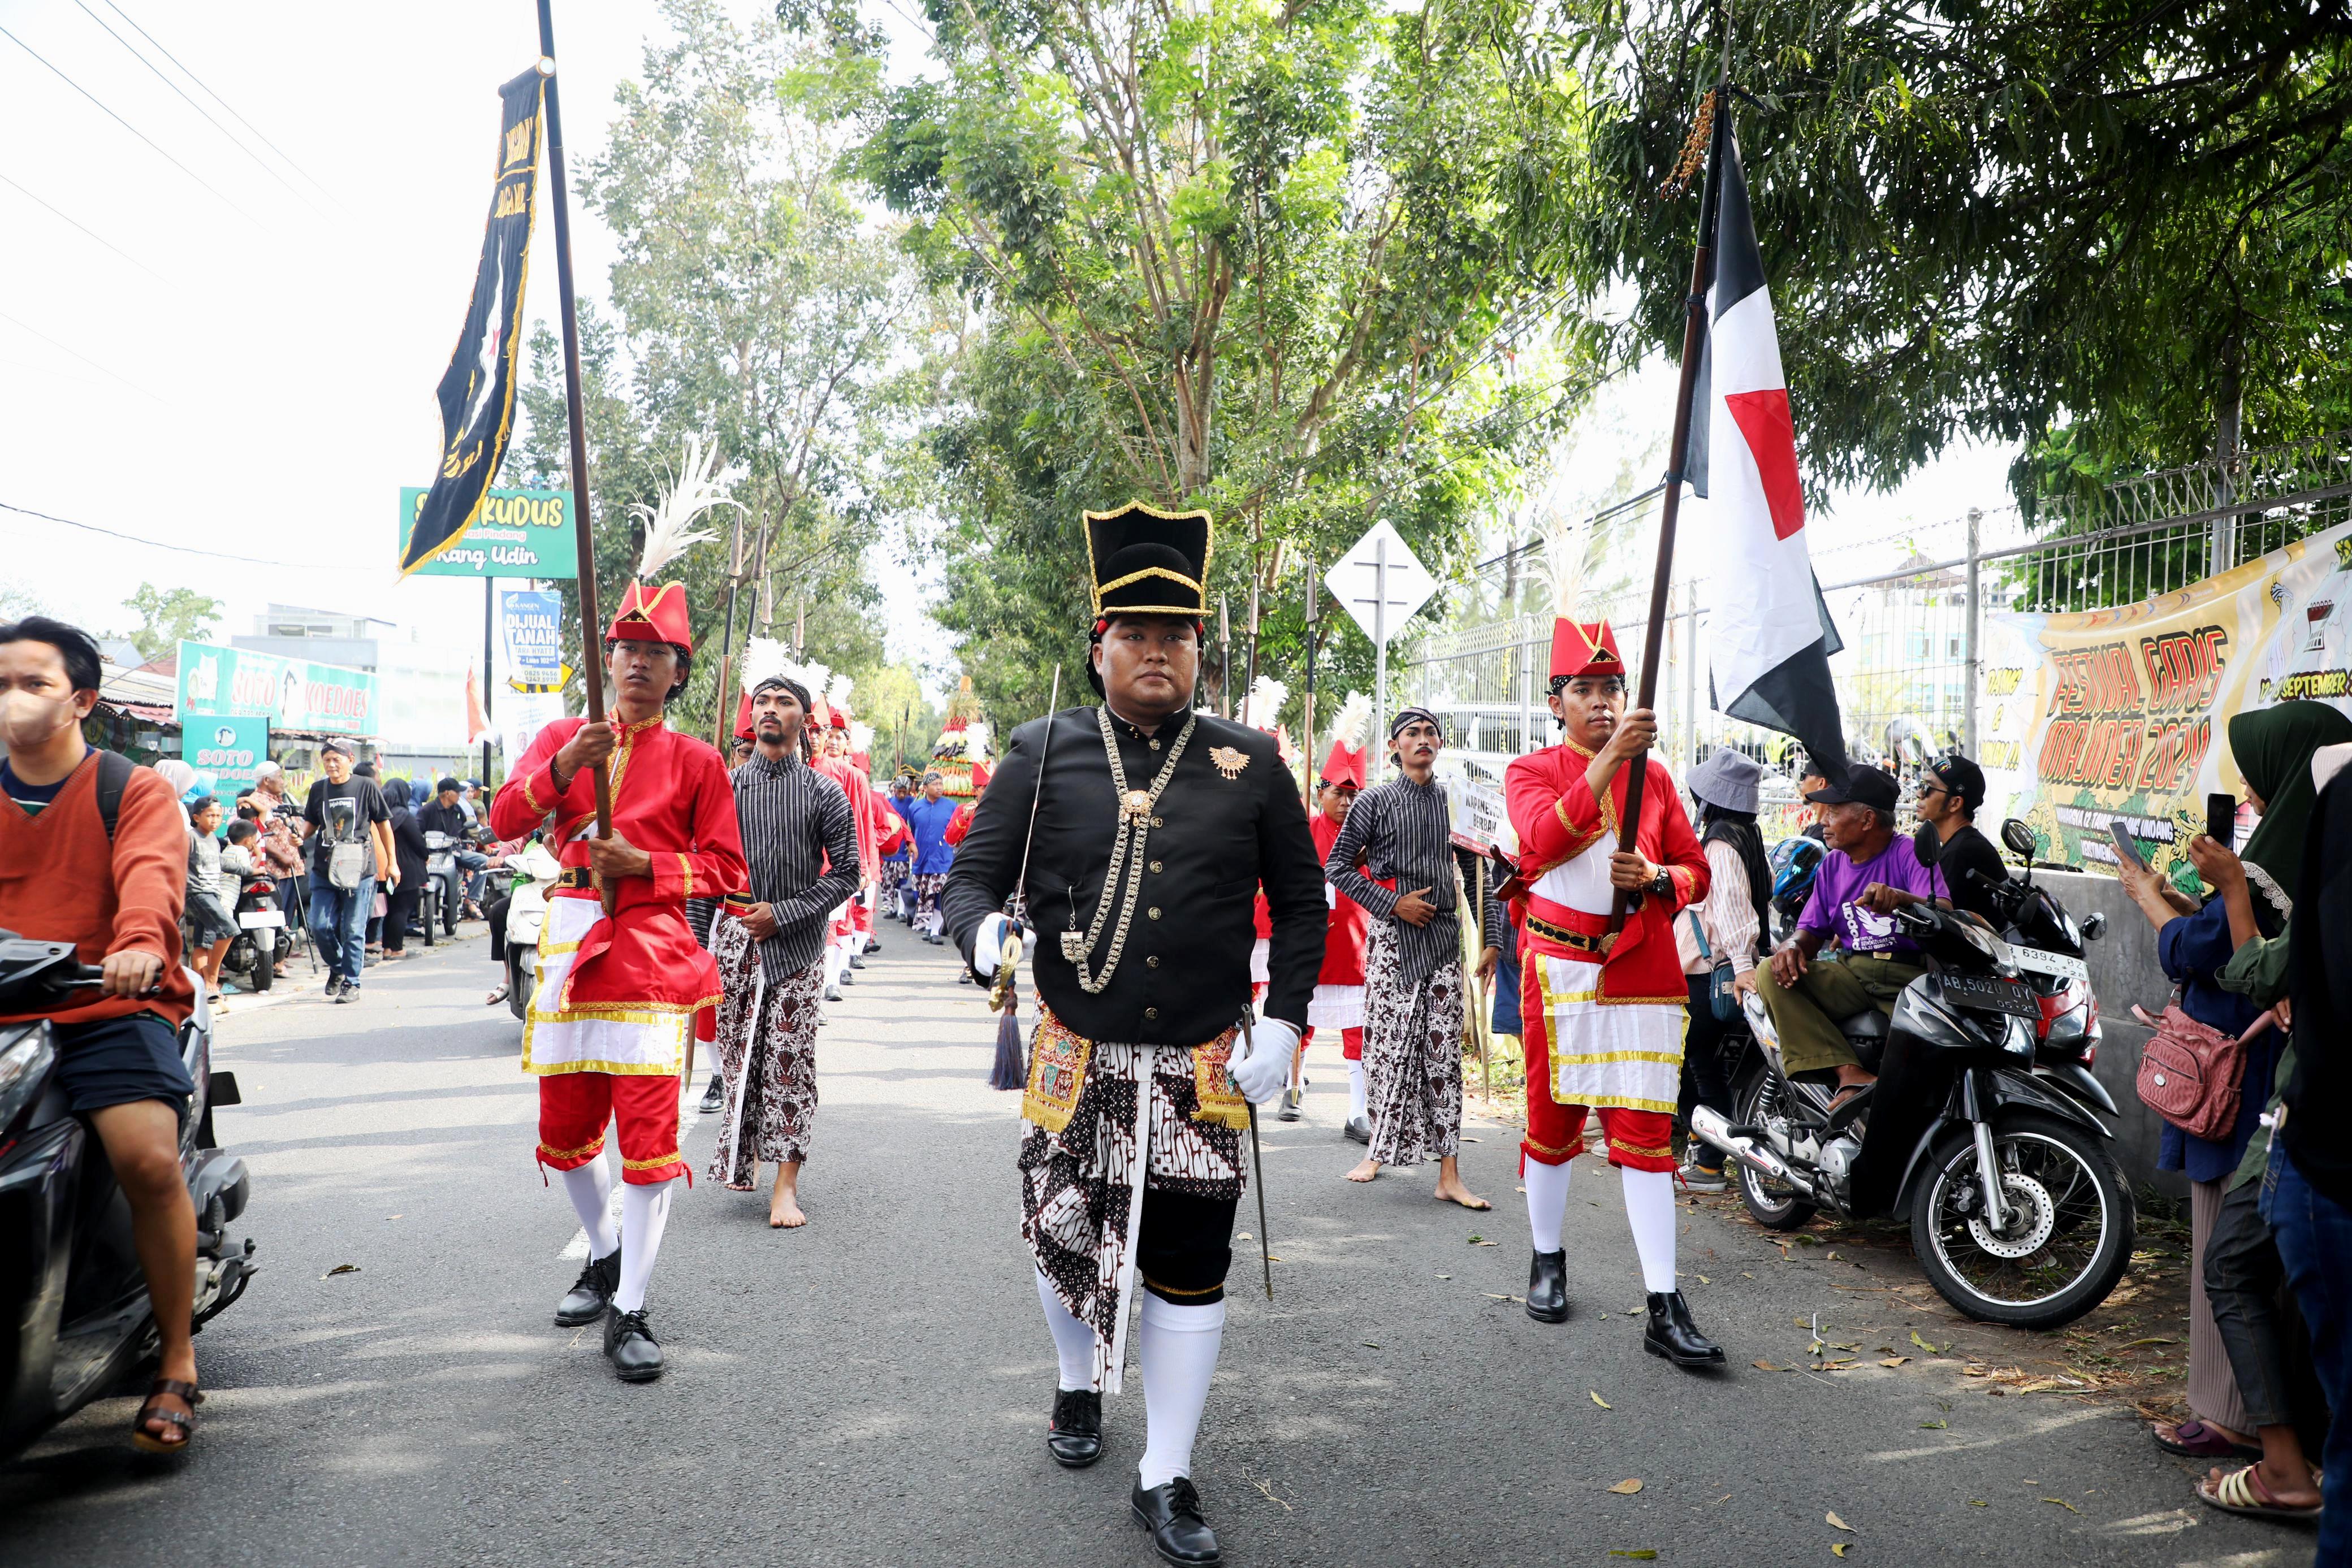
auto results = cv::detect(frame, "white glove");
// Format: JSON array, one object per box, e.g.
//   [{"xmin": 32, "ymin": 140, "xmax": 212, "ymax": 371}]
[
  {"xmin": 974, "ymin": 912, "xmax": 1023, "ymax": 978},
  {"xmin": 1227, "ymin": 1017, "xmax": 1300, "ymax": 1106}
]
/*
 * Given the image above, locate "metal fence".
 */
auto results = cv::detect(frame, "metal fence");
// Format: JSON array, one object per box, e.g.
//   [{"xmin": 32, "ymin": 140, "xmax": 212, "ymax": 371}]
[{"xmin": 1401, "ymin": 426, "xmax": 2352, "ymax": 823}]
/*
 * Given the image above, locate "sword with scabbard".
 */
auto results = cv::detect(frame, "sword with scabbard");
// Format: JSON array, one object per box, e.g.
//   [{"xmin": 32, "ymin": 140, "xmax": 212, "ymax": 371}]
[
  {"xmin": 989, "ymin": 667, "xmax": 1061, "ymax": 1014},
  {"xmin": 1239, "ymin": 1003, "xmax": 1276, "ymax": 1302}
]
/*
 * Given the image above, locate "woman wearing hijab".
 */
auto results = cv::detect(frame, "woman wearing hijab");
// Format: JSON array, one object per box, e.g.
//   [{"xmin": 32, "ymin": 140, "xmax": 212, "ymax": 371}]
[
  {"xmin": 1673, "ymin": 750, "xmax": 1772, "ymax": 1192},
  {"xmin": 378, "ymin": 778, "xmax": 430, "ymax": 960},
  {"xmin": 2116, "ymin": 699, "xmax": 2350, "ymax": 1462}
]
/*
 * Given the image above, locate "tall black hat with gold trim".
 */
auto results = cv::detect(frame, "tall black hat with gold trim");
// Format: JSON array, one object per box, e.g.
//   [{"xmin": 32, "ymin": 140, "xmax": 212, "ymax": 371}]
[{"xmin": 1086, "ymin": 501, "xmax": 1212, "ymax": 624}]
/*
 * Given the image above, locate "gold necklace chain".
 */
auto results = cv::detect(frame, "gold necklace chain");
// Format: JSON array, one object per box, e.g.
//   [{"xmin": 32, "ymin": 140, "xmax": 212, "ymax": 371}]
[{"xmin": 1062, "ymin": 705, "xmax": 1197, "ymax": 994}]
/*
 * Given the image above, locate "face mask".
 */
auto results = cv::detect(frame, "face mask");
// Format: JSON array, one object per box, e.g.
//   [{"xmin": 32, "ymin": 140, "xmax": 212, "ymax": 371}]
[{"xmin": 0, "ymin": 687, "xmax": 79, "ymax": 753}]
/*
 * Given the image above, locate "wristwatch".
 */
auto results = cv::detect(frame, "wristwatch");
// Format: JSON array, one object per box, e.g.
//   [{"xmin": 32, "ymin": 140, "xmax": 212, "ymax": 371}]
[{"xmin": 1645, "ymin": 868, "xmax": 1673, "ymax": 900}]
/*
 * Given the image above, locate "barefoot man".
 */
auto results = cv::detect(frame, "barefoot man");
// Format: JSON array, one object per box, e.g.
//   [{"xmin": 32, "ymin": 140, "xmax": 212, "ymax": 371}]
[
  {"xmin": 703, "ymin": 646, "xmax": 862, "ymax": 1227},
  {"xmin": 1325, "ymin": 707, "xmax": 1504, "ymax": 1209}
]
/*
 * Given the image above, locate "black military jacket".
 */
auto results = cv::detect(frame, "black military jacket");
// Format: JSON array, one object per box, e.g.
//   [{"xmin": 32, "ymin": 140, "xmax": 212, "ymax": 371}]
[{"xmin": 943, "ymin": 704, "xmax": 1327, "ymax": 1044}]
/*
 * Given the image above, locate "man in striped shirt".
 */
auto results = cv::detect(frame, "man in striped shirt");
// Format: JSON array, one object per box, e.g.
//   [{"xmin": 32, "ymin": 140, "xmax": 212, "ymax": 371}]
[
  {"xmin": 699, "ymin": 663, "xmax": 861, "ymax": 1229},
  {"xmin": 1326, "ymin": 707, "xmax": 1506, "ymax": 1208}
]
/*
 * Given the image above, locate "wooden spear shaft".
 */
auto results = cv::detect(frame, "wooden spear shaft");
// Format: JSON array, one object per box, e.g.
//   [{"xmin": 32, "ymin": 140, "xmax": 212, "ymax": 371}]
[{"xmin": 1609, "ymin": 85, "xmax": 1728, "ymax": 934}]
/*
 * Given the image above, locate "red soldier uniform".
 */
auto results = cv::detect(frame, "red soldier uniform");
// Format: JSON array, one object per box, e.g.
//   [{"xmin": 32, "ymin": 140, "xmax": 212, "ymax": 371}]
[{"xmin": 1504, "ymin": 616, "xmax": 1723, "ymax": 1366}]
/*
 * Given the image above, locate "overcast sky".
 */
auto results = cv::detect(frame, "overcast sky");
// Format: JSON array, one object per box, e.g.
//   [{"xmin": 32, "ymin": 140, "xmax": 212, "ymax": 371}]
[{"xmin": 0, "ymin": 0, "xmax": 2012, "ymax": 678}]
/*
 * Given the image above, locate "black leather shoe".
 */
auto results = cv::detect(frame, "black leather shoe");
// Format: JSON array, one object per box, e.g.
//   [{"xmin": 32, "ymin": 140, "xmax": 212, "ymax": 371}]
[
  {"xmin": 1046, "ymin": 1387, "xmax": 1102, "ymax": 1468},
  {"xmin": 698, "ymin": 1073, "xmax": 725, "ymax": 1115},
  {"xmin": 1131, "ymin": 1476, "xmax": 1221, "ymax": 1566},
  {"xmin": 1342, "ymin": 1116, "xmax": 1372, "ymax": 1145},
  {"xmin": 555, "ymin": 1250, "xmax": 619, "ymax": 1327},
  {"xmin": 604, "ymin": 1306, "xmax": 665, "ymax": 1382},
  {"xmin": 1525, "ymin": 1248, "xmax": 1569, "ymax": 1323},
  {"xmin": 1643, "ymin": 1289, "xmax": 1726, "ymax": 1368}
]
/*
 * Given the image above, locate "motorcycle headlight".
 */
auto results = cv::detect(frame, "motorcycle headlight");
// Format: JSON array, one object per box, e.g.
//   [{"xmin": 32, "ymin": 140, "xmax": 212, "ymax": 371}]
[
  {"xmin": 2046, "ymin": 999, "xmax": 2090, "ymax": 1046},
  {"xmin": 0, "ymin": 1025, "xmax": 56, "ymax": 1133},
  {"xmin": 2003, "ymin": 1012, "xmax": 2035, "ymax": 1058}
]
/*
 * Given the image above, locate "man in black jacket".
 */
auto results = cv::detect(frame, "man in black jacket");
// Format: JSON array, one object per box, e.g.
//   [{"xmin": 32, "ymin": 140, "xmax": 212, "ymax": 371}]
[{"xmin": 943, "ymin": 501, "xmax": 1325, "ymax": 1568}]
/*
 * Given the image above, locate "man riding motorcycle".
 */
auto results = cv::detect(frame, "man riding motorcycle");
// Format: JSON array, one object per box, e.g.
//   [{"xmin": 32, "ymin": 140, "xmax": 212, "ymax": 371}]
[{"xmin": 0, "ymin": 617, "xmax": 205, "ymax": 1453}]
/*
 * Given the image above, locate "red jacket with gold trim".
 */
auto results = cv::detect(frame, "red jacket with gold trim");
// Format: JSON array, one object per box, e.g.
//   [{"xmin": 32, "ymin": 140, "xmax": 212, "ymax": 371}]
[
  {"xmin": 1309, "ymin": 808, "xmax": 1369, "ymax": 987},
  {"xmin": 491, "ymin": 716, "xmax": 747, "ymax": 1015},
  {"xmin": 1503, "ymin": 742, "xmax": 1706, "ymax": 1003}
]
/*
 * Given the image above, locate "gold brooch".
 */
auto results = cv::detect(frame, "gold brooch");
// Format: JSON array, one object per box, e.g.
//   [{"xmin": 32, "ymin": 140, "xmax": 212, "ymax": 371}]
[
  {"xmin": 1208, "ymin": 746, "xmax": 1249, "ymax": 781},
  {"xmin": 1122, "ymin": 789, "xmax": 1153, "ymax": 820}
]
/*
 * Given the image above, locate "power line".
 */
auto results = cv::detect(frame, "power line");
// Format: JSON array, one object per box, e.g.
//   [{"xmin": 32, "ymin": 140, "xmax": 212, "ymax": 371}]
[
  {"xmin": 101, "ymin": 0, "xmax": 345, "ymax": 214},
  {"xmin": 0, "ymin": 309, "xmax": 170, "ymax": 406},
  {"xmin": 0, "ymin": 170, "xmax": 168, "ymax": 282},
  {"xmin": 73, "ymin": 0, "xmax": 319, "ymax": 213},
  {"xmin": 0, "ymin": 21, "xmax": 262, "ymax": 228},
  {"xmin": 0, "ymin": 499, "xmax": 344, "ymax": 570}
]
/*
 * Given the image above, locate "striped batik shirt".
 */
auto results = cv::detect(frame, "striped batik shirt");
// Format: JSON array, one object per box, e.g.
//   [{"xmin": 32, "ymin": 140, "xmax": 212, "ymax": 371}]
[
  {"xmin": 1325, "ymin": 774, "xmax": 1508, "ymax": 991},
  {"xmin": 689, "ymin": 749, "xmax": 861, "ymax": 980}
]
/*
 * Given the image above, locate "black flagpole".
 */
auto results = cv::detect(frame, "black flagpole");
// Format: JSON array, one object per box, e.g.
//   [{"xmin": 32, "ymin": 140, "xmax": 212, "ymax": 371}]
[
  {"xmin": 1609, "ymin": 73, "xmax": 1731, "ymax": 934},
  {"xmin": 533, "ymin": 6, "xmax": 617, "ymax": 922}
]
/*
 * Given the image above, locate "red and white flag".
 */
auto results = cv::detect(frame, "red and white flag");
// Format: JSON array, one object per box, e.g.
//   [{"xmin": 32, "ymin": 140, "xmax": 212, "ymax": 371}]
[{"xmin": 1687, "ymin": 127, "xmax": 1849, "ymax": 778}]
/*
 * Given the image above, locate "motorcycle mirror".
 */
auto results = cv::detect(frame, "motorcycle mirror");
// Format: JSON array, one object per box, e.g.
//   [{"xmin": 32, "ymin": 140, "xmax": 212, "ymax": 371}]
[
  {"xmin": 2001, "ymin": 818, "xmax": 2036, "ymax": 860},
  {"xmin": 2080, "ymin": 909, "xmax": 2107, "ymax": 941}
]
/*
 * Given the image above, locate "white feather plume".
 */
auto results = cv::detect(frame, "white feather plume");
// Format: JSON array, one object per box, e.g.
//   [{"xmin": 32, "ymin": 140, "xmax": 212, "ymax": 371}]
[
  {"xmin": 1328, "ymin": 691, "xmax": 1372, "ymax": 752},
  {"xmin": 826, "ymin": 672, "xmax": 854, "ymax": 711},
  {"xmin": 738, "ymin": 635, "xmax": 792, "ymax": 698},
  {"xmin": 799, "ymin": 661, "xmax": 831, "ymax": 701},
  {"xmin": 849, "ymin": 720, "xmax": 874, "ymax": 753},
  {"xmin": 1242, "ymin": 675, "xmax": 1289, "ymax": 731},
  {"xmin": 628, "ymin": 433, "xmax": 742, "ymax": 581},
  {"xmin": 1537, "ymin": 505, "xmax": 1593, "ymax": 620},
  {"xmin": 963, "ymin": 718, "xmax": 992, "ymax": 760}
]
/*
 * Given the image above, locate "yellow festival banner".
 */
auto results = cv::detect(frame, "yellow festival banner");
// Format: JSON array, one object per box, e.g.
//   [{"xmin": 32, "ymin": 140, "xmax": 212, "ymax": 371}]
[{"xmin": 1977, "ymin": 518, "xmax": 2352, "ymax": 878}]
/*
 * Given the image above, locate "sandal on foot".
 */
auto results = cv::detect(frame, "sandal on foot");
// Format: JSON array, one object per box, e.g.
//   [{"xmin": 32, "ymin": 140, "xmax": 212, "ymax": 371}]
[
  {"xmin": 2155, "ymin": 1418, "xmax": 2261, "ymax": 1459},
  {"xmin": 2197, "ymin": 1463, "xmax": 2322, "ymax": 1521},
  {"xmin": 131, "ymin": 1378, "xmax": 201, "ymax": 1454}
]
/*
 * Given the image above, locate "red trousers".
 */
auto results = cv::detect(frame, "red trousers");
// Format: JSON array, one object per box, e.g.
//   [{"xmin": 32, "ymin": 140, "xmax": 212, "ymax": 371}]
[
  {"xmin": 1302, "ymin": 1025, "xmax": 1366, "ymax": 1062},
  {"xmin": 1518, "ymin": 980, "xmax": 1676, "ymax": 1173},
  {"xmin": 537, "ymin": 1071, "xmax": 688, "ymax": 1185}
]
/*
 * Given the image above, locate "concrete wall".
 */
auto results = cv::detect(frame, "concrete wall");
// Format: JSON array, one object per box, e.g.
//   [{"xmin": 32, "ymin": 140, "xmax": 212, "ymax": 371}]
[{"xmin": 2033, "ymin": 869, "xmax": 2185, "ymax": 1202}]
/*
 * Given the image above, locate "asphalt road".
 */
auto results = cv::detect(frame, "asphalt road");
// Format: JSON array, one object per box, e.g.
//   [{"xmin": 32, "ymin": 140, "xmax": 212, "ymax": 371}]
[{"xmin": 0, "ymin": 926, "xmax": 2310, "ymax": 1567}]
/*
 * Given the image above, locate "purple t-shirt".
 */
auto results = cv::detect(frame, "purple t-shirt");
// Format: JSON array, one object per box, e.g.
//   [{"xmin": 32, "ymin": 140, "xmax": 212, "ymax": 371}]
[{"xmin": 1800, "ymin": 835, "xmax": 1948, "ymax": 955}]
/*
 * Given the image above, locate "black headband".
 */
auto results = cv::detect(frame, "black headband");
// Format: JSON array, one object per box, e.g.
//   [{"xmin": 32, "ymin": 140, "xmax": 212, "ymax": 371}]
[
  {"xmin": 1389, "ymin": 706, "xmax": 1443, "ymax": 742},
  {"xmin": 752, "ymin": 675, "xmax": 812, "ymax": 713}
]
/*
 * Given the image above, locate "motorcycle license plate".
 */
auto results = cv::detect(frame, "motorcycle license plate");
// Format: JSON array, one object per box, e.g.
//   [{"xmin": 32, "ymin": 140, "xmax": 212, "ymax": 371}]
[
  {"xmin": 2009, "ymin": 945, "xmax": 2088, "ymax": 984},
  {"xmin": 1943, "ymin": 973, "xmax": 2037, "ymax": 1018},
  {"xmin": 238, "ymin": 910, "xmax": 286, "ymax": 929}
]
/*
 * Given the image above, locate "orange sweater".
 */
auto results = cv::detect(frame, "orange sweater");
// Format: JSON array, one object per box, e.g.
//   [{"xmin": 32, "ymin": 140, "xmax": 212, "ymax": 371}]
[{"xmin": 0, "ymin": 754, "xmax": 194, "ymax": 1026}]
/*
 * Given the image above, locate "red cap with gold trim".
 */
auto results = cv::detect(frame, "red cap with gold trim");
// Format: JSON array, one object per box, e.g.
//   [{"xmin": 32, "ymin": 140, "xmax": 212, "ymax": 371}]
[
  {"xmin": 608, "ymin": 581, "xmax": 693, "ymax": 651},
  {"xmin": 1318, "ymin": 738, "xmax": 1366, "ymax": 790},
  {"xmin": 1547, "ymin": 617, "xmax": 1623, "ymax": 682}
]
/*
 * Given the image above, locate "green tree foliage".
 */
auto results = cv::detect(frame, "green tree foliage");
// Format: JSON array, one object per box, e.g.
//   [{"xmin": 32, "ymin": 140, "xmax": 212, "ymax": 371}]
[
  {"xmin": 855, "ymin": 0, "xmax": 1605, "ymax": 729},
  {"xmin": 124, "ymin": 583, "xmax": 221, "ymax": 663},
  {"xmin": 1517, "ymin": 0, "xmax": 2352, "ymax": 506},
  {"xmin": 513, "ymin": 0, "xmax": 924, "ymax": 741}
]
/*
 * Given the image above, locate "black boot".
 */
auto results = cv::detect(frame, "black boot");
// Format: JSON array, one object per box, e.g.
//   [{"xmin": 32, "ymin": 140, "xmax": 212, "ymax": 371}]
[
  {"xmin": 1131, "ymin": 1476, "xmax": 1221, "ymax": 1566},
  {"xmin": 1524, "ymin": 1248, "xmax": 1569, "ymax": 1323},
  {"xmin": 1643, "ymin": 1290, "xmax": 1726, "ymax": 1368},
  {"xmin": 1046, "ymin": 1387, "xmax": 1102, "ymax": 1468},
  {"xmin": 554, "ymin": 1250, "xmax": 619, "ymax": 1327},
  {"xmin": 604, "ymin": 1305, "xmax": 665, "ymax": 1382},
  {"xmin": 698, "ymin": 1072, "xmax": 725, "ymax": 1115}
]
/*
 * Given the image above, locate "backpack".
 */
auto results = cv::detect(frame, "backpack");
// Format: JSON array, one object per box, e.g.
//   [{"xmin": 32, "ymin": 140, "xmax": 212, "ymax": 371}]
[{"xmin": 93, "ymin": 750, "xmax": 134, "ymax": 841}]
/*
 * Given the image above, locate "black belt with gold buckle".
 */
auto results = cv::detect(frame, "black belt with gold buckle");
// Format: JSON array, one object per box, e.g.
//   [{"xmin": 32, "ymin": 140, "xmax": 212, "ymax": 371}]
[
  {"xmin": 1527, "ymin": 913, "xmax": 1608, "ymax": 956},
  {"xmin": 556, "ymin": 867, "xmax": 595, "ymax": 890}
]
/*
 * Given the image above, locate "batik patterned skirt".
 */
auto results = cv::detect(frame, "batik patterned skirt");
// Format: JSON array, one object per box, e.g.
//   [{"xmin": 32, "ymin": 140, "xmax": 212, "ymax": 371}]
[
  {"xmin": 706, "ymin": 913, "xmax": 826, "ymax": 1188},
  {"xmin": 1361, "ymin": 919, "xmax": 1465, "ymax": 1169},
  {"xmin": 1018, "ymin": 1013, "xmax": 1247, "ymax": 1393}
]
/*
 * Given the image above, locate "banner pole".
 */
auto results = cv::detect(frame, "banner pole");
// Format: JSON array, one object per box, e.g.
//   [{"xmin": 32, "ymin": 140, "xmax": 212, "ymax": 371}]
[
  {"xmin": 482, "ymin": 579, "xmax": 495, "ymax": 785},
  {"xmin": 532, "ymin": 6, "xmax": 616, "ymax": 902},
  {"xmin": 713, "ymin": 506, "xmax": 746, "ymax": 751},
  {"xmin": 1608, "ymin": 79, "xmax": 1728, "ymax": 936}
]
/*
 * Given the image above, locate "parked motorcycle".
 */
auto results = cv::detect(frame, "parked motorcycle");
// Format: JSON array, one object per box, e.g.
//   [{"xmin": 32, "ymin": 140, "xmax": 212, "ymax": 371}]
[
  {"xmin": 418, "ymin": 830, "xmax": 462, "ymax": 946},
  {"xmin": 1694, "ymin": 824, "xmax": 2133, "ymax": 1329},
  {"xmin": 503, "ymin": 839, "xmax": 562, "ymax": 1023},
  {"xmin": 0, "ymin": 934, "xmax": 257, "ymax": 1456},
  {"xmin": 218, "ymin": 872, "xmax": 283, "ymax": 994}
]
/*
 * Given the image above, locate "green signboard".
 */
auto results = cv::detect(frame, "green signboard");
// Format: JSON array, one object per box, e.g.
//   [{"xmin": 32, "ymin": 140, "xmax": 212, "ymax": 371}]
[
  {"xmin": 396, "ymin": 487, "xmax": 578, "ymax": 579},
  {"xmin": 183, "ymin": 714, "xmax": 270, "ymax": 790},
  {"xmin": 177, "ymin": 640, "xmax": 378, "ymax": 737}
]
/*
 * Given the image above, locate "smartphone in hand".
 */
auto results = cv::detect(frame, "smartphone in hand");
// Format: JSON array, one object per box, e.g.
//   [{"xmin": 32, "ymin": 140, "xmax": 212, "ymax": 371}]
[
  {"xmin": 2207, "ymin": 791, "xmax": 2236, "ymax": 850},
  {"xmin": 2107, "ymin": 820, "xmax": 2147, "ymax": 871}
]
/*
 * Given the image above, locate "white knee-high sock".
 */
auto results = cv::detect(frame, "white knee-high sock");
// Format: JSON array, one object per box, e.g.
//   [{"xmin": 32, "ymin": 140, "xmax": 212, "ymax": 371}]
[
  {"xmin": 1036, "ymin": 1270, "xmax": 1096, "ymax": 1392},
  {"xmin": 1346, "ymin": 1060, "xmax": 1368, "ymax": 1123},
  {"xmin": 560, "ymin": 1155, "xmax": 618, "ymax": 1260},
  {"xmin": 1622, "ymin": 1166, "xmax": 1679, "ymax": 1293},
  {"xmin": 614, "ymin": 1179, "xmax": 676, "ymax": 1314},
  {"xmin": 1137, "ymin": 1294, "xmax": 1225, "ymax": 1489},
  {"xmin": 1525, "ymin": 1157, "xmax": 1571, "ymax": 1254}
]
